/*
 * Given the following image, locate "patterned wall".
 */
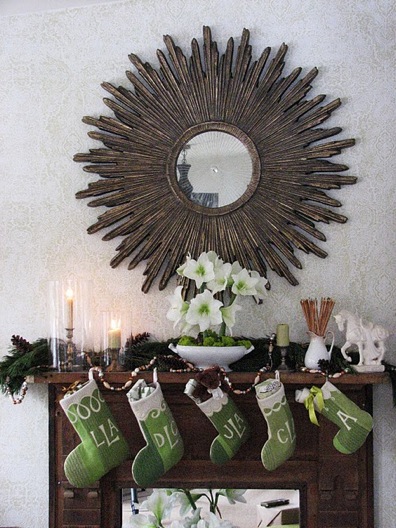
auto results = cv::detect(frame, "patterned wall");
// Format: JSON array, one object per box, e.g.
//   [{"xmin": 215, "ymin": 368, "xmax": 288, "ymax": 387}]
[{"xmin": 0, "ymin": 1, "xmax": 395, "ymax": 526}]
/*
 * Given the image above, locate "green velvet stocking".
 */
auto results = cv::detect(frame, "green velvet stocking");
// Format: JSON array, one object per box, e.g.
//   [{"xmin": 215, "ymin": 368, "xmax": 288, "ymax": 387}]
[
  {"xmin": 127, "ymin": 380, "xmax": 184, "ymax": 488},
  {"xmin": 255, "ymin": 377, "xmax": 296, "ymax": 471},
  {"xmin": 60, "ymin": 379, "xmax": 130, "ymax": 488},
  {"xmin": 295, "ymin": 381, "xmax": 373, "ymax": 454}
]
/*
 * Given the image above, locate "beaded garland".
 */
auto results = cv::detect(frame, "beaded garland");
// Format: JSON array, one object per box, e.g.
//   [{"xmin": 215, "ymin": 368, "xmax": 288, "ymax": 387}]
[
  {"xmin": 66, "ymin": 334, "xmax": 282, "ymax": 396},
  {"xmin": 299, "ymin": 366, "xmax": 350, "ymax": 378},
  {"xmin": 90, "ymin": 355, "xmax": 272, "ymax": 395},
  {"xmin": 129, "ymin": 356, "xmax": 271, "ymax": 395},
  {"xmin": 222, "ymin": 366, "xmax": 270, "ymax": 395},
  {"xmin": 130, "ymin": 354, "xmax": 198, "ymax": 375},
  {"xmin": 86, "ymin": 355, "xmax": 199, "ymax": 393},
  {"xmin": 93, "ymin": 365, "xmax": 134, "ymax": 392},
  {"xmin": 5, "ymin": 379, "xmax": 28, "ymax": 404},
  {"xmin": 5, "ymin": 350, "xmax": 354, "ymax": 403}
]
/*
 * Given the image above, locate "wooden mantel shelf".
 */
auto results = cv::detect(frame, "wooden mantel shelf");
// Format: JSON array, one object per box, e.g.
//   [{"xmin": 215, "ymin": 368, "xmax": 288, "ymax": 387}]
[
  {"xmin": 29, "ymin": 369, "xmax": 390, "ymax": 386},
  {"xmin": 41, "ymin": 368, "xmax": 389, "ymax": 528}
]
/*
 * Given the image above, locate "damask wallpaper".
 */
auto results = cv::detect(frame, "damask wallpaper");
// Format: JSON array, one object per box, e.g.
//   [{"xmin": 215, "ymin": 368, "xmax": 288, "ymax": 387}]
[{"xmin": 0, "ymin": 0, "xmax": 395, "ymax": 526}]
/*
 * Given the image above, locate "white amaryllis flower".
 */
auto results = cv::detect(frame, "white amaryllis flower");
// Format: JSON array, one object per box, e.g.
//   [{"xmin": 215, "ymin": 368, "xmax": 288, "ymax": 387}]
[
  {"xmin": 169, "ymin": 522, "xmax": 185, "ymax": 528},
  {"xmin": 250, "ymin": 270, "xmax": 268, "ymax": 300},
  {"xmin": 128, "ymin": 513, "xmax": 158, "ymax": 527},
  {"xmin": 180, "ymin": 253, "xmax": 215, "ymax": 289},
  {"xmin": 220, "ymin": 300, "xmax": 242, "ymax": 331},
  {"xmin": 217, "ymin": 488, "xmax": 247, "ymax": 504},
  {"xmin": 206, "ymin": 251, "xmax": 225, "ymax": 271},
  {"xmin": 169, "ymin": 490, "xmax": 195, "ymax": 517},
  {"xmin": 230, "ymin": 260, "xmax": 243, "ymax": 274},
  {"xmin": 140, "ymin": 489, "xmax": 173, "ymax": 524},
  {"xmin": 169, "ymin": 507, "xmax": 203, "ymax": 528},
  {"xmin": 185, "ymin": 290, "xmax": 223, "ymax": 332},
  {"xmin": 166, "ymin": 286, "xmax": 189, "ymax": 328},
  {"xmin": 184, "ymin": 507, "xmax": 203, "ymax": 527},
  {"xmin": 206, "ymin": 262, "xmax": 232, "ymax": 294},
  {"xmin": 231, "ymin": 268, "xmax": 259, "ymax": 296},
  {"xmin": 203, "ymin": 512, "xmax": 236, "ymax": 528},
  {"xmin": 168, "ymin": 252, "xmax": 267, "ymax": 339},
  {"xmin": 176, "ymin": 253, "xmax": 192, "ymax": 276}
]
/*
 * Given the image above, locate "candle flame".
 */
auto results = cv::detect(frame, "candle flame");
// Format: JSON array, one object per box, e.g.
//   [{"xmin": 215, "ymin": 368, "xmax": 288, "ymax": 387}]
[
  {"xmin": 110, "ymin": 319, "xmax": 121, "ymax": 331},
  {"xmin": 66, "ymin": 288, "xmax": 74, "ymax": 300}
]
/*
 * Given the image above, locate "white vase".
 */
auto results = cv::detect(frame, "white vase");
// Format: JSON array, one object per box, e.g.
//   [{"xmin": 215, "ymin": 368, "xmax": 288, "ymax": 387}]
[
  {"xmin": 304, "ymin": 330, "xmax": 334, "ymax": 370},
  {"xmin": 168, "ymin": 344, "xmax": 254, "ymax": 371}
]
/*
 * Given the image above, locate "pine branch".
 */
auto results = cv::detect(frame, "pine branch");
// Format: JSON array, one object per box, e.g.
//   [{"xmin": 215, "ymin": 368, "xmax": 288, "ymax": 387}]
[{"xmin": 0, "ymin": 337, "xmax": 51, "ymax": 396}]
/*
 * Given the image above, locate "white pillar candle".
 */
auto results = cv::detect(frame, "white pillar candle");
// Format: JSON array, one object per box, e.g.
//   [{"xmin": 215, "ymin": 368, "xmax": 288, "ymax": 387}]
[{"xmin": 108, "ymin": 319, "xmax": 121, "ymax": 349}]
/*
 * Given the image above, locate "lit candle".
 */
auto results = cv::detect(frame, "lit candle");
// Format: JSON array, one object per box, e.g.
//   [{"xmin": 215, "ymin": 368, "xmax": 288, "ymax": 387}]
[
  {"xmin": 108, "ymin": 319, "xmax": 121, "ymax": 349},
  {"xmin": 65, "ymin": 288, "xmax": 74, "ymax": 329},
  {"xmin": 276, "ymin": 323, "xmax": 290, "ymax": 347}
]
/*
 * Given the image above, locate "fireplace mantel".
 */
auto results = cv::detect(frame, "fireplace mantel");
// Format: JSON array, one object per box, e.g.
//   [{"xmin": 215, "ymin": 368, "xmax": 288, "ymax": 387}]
[{"xmin": 32, "ymin": 371, "xmax": 389, "ymax": 528}]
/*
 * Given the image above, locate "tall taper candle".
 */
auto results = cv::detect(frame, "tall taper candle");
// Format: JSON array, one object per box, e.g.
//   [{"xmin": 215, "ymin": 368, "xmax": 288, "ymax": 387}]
[{"xmin": 65, "ymin": 288, "xmax": 74, "ymax": 329}]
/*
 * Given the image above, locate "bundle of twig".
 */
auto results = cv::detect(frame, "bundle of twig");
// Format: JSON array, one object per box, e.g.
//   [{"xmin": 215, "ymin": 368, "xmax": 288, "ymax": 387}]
[{"xmin": 300, "ymin": 297, "xmax": 335, "ymax": 336}]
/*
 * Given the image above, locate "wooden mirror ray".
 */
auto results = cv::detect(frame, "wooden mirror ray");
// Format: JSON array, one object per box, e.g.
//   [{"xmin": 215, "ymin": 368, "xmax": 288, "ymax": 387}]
[{"xmin": 74, "ymin": 26, "xmax": 356, "ymax": 293}]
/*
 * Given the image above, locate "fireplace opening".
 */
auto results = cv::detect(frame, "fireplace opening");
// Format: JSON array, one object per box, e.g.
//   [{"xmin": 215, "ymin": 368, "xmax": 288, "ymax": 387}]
[{"xmin": 121, "ymin": 488, "xmax": 300, "ymax": 527}]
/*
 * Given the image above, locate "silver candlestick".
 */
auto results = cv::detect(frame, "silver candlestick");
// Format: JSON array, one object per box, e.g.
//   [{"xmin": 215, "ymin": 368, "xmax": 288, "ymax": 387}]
[
  {"xmin": 277, "ymin": 346, "xmax": 291, "ymax": 371},
  {"xmin": 65, "ymin": 327, "xmax": 75, "ymax": 372},
  {"xmin": 106, "ymin": 347, "xmax": 127, "ymax": 372}
]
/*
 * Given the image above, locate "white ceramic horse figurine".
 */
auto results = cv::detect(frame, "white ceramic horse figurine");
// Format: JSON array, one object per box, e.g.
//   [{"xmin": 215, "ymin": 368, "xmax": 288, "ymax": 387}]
[{"xmin": 334, "ymin": 309, "xmax": 389, "ymax": 366}]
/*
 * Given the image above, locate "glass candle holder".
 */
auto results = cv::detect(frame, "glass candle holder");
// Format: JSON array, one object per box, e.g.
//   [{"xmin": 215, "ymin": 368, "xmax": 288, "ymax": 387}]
[
  {"xmin": 101, "ymin": 311, "xmax": 132, "ymax": 372},
  {"xmin": 48, "ymin": 279, "xmax": 93, "ymax": 371}
]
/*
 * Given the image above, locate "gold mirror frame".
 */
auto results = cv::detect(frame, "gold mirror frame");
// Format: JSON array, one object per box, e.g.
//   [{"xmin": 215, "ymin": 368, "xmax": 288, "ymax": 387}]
[{"xmin": 74, "ymin": 26, "xmax": 356, "ymax": 293}]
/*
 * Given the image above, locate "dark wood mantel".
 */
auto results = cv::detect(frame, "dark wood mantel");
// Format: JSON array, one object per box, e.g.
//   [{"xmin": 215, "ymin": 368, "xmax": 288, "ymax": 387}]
[
  {"xmin": 31, "ymin": 371, "xmax": 389, "ymax": 528},
  {"xmin": 31, "ymin": 369, "xmax": 389, "ymax": 386}
]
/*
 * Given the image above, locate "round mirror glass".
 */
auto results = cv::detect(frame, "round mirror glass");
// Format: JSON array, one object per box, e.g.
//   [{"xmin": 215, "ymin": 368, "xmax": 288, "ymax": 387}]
[{"xmin": 176, "ymin": 131, "xmax": 253, "ymax": 208}]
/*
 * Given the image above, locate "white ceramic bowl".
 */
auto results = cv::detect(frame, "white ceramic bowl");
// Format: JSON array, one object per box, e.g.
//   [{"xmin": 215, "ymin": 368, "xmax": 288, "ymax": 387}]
[{"xmin": 169, "ymin": 344, "xmax": 254, "ymax": 371}]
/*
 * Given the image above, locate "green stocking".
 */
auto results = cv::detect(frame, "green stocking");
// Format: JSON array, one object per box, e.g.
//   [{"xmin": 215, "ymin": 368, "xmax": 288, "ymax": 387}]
[
  {"xmin": 295, "ymin": 381, "xmax": 373, "ymax": 454},
  {"xmin": 255, "ymin": 376, "xmax": 296, "ymax": 471},
  {"xmin": 60, "ymin": 379, "xmax": 130, "ymax": 488},
  {"xmin": 186, "ymin": 385, "xmax": 251, "ymax": 465},
  {"xmin": 127, "ymin": 379, "xmax": 184, "ymax": 488}
]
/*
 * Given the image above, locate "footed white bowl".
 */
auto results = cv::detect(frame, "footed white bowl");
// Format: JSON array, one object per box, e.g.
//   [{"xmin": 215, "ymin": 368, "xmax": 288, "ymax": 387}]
[{"xmin": 169, "ymin": 344, "xmax": 254, "ymax": 371}]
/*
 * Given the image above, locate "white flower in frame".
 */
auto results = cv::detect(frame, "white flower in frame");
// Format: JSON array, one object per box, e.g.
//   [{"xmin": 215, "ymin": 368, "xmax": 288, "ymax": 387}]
[
  {"xmin": 205, "ymin": 512, "xmax": 236, "ymax": 528},
  {"xmin": 128, "ymin": 513, "xmax": 158, "ymax": 527},
  {"xmin": 142, "ymin": 489, "xmax": 173, "ymax": 523},
  {"xmin": 216, "ymin": 488, "xmax": 247, "ymax": 504}
]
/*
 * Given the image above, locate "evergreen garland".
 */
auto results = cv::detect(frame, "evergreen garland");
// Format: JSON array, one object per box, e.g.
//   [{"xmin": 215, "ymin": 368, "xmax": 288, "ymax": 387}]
[
  {"xmin": 0, "ymin": 336, "xmax": 51, "ymax": 396},
  {"xmin": 122, "ymin": 336, "xmax": 353, "ymax": 374},
  {"xmin": 123, "ymin": 335, "xmax": 178, "ymax": 371},
  {"xmin": 0, "ymin": 333, "xmax": 356, "ymax": 400}
]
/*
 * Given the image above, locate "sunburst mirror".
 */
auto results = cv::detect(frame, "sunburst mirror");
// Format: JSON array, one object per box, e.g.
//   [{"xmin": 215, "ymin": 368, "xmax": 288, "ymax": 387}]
[{"xmin": 74, "ymin": 26, "xmax": 356, "ymax": 293}]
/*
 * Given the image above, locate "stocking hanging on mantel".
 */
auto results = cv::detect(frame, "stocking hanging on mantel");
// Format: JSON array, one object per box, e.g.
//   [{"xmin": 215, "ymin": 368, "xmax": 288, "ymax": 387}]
[
  {"xmin": 127, "ymin": 375, "xmax": 184, "ymax": 488},
  {"xmin": 60, "ymin": 375, "xmax": 130, "ymax": 488},
  {"xmin": 255, "ymin": 373, "xmax": 296, "ymax": 471},
  {"xmin": 185, "ymin": 377, "xmax": 251, "ymax": 465},
  {"xmin": 295, "ymin": 381, "xmax": 373, "ymax": 454}
]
